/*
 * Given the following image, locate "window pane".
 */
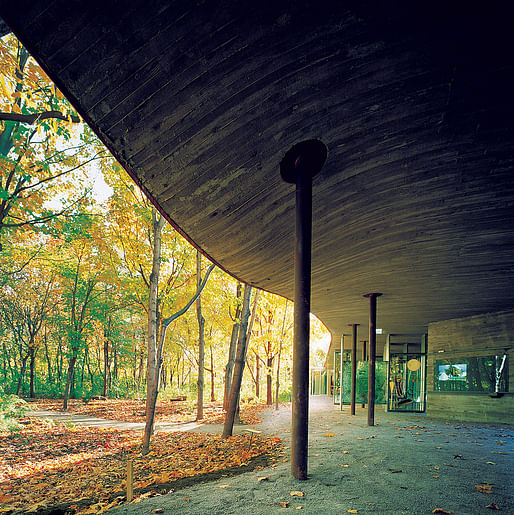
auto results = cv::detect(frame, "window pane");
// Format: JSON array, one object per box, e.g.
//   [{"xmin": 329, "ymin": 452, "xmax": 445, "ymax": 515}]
[{"xmin": 434, "ymin": 355, "xmax": 508, "ymax": 393}]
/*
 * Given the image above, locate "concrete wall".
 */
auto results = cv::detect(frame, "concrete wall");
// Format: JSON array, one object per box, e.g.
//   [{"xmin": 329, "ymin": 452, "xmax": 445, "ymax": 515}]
[{"xmin": 427, "ymin": 309, "xmax": 514, "ymax": 424}]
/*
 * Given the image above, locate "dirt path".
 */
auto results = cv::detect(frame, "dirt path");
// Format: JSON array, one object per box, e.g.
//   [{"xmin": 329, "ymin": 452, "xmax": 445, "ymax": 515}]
[
  {"xmin": 111, "ymin": 396, "xmax": 513, "ymax": 515},
  {"xmin": 27, "ymin": 409, "xmax": 203, "ymax": 432}
]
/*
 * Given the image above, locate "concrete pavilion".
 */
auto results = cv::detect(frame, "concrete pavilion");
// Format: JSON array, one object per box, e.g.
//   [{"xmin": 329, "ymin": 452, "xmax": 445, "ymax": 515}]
[{"xmin": 1, "ymin": 0, "xmax": 513, "ymax": 477}]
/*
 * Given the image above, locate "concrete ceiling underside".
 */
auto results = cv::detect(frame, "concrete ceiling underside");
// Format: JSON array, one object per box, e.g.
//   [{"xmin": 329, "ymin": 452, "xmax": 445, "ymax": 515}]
[{"xmin": 2, "ymin": 1, "xmax": 514, "ymax": 340}]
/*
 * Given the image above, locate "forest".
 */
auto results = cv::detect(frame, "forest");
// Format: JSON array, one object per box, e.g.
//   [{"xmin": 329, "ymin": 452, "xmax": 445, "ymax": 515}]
[{"xmin": 0, "ymin": 33, "xmax": 329, "ymax": 428}]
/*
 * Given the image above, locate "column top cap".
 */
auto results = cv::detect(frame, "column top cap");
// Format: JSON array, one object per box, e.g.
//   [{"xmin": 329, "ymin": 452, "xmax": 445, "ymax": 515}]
[
  {"xmin": 363, "ymin": 292, "xmax": 383, "ymax": 298},
  {"xmin": 280, "ymin": 139, "xmax": 327, "ymax": 184}
]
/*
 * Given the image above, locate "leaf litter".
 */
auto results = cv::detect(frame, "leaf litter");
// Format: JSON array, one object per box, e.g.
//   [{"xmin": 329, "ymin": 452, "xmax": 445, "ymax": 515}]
[
  {"xmin": 33, "ymin": 398, "xmax": 269, "ymax": 426},
  {"xmin": 0, "ymin": 418, "xmax": 282, "ymax": 513}
]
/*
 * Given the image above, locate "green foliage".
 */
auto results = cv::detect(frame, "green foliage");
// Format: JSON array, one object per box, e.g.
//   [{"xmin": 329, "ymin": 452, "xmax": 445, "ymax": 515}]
[
  {"xmin": 0, "ymin": 33, "xmax": 304, "ymax": 414},
  {"xmin": 0, "ymin": 388, "xmax": 29, "ymax": 431},
  {"xmin": 278, "ymin": 389, "xmax": 292, "ymax": 402}
]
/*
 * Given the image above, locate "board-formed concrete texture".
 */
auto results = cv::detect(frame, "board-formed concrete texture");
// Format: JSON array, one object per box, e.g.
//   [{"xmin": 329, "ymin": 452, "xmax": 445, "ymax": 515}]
[{"xmin": 2, "ymin": 1, "xmax": 513, "ymax": 338}]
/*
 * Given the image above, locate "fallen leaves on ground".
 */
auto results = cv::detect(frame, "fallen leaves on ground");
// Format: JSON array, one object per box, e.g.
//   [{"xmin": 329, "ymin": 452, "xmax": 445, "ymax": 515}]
[
  {"xmin": 475, "ymin": 483, "xmax": 494, "ymax": 494},
  {"xmin": 290, "ymin": 491, "xmax": 305, "ymax": 497},
  {"xmin": 0, "ymin": 418, "xmax": 282, "ymax": 513},
  {"xmin": 33, "ymin": 399, "xmax": 270, "ymax": 426},
  {"xmin": 485, "ymin": 503, "xmax": 500, "ymax": 510},
  {"xmin": 432, "ymin": 509, "xmax": 451, "ymax": 514}
]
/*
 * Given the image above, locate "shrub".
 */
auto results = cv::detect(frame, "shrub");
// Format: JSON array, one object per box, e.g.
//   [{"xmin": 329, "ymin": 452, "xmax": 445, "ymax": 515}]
[{"xmin": 0, "ymin": 389, "xmax": 29, "ymax": 431}]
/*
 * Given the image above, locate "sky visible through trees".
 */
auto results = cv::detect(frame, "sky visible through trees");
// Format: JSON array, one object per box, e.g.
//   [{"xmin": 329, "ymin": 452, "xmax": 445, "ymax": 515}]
[{"xmin": 0, "ymin": 32, "xmax": 330, "ymax": 413}]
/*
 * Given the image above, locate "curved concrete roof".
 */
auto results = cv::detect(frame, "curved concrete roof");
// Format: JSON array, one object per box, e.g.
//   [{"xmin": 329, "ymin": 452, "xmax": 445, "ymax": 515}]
[{"xmin": 2, "ymin": 1, "xmax": 514, "ymax": 338}]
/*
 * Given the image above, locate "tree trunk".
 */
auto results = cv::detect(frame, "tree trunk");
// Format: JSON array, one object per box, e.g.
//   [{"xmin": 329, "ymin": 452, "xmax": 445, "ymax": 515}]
[
  {"xmin": 57, "ymin": 337, "xmax": 63, "ymax": 381},
  {"xmin": 160, "ymin": 365, "xmax": 167, "ymax": 391},
  {"xmin": 137, "ymin": 347, "xmax": 144, "ymax": 387},
  {"xmin": 80, "ymin": 350, "xmax": 86, "ymax": 386},
  {"xmin": 44, "ymin": 338, "xmax": 52, "ymax": 384},
  {"xmin": 62, "ymin": 356, "xmax": 77, "ymax": 410},
  {"xmin": 142, "ymin": 215, "xmax": 214, "ymax": 453},
  {"xmin": 222, "ymin": 284, "xmax": 252, "ymax": 438},
  {"xmin": 275, "ymin": 299, "xmax": 289, "ymax": 410},
  {"xmin": 29, "ymin": 346, "xmax": 36, "ymax": 398},
  {"xmin": 103, "ymin": 337, "xmax": 109, "ymax": 397},
  {"xmin": 196, "ymin": 251, "xmax": 205, "ymax": 421},
  {"xmin": 15, "ymin": 353, "xmax": 28, "ymax": 396},
  {"xmin": 142, "ymin": 208, "xmax": 165, "ymax": 454},
  {"xmin": 275, "ymin": 346, "xmax": 282, "ymax": 410},
  {"xmin": 86, "ymin": 353, "xmax": 95, "ymax": 390},
  {"xmin": 113, "ymin": 347, "xmax": 118, "ymax": 381},
  {"xmin": 210, "ymin": 345, "xmax": 215, "ymax": 402},
  {"xmin": 255, "ymin": 353, "xmax": 260, "ymax": 398},
  {"xmin": 266, "ymin": 347, "xmax": 273, "ymax": 406},
  {"xmin": 223, "ymin": 282, "xmax": 242, "ymax": 411}
]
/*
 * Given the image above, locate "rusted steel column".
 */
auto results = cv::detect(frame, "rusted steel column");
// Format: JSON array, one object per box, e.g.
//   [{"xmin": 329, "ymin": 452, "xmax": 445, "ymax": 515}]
[
  {"xmin": 364, "ymin": 293, "xmax": 382, "ymax": 426},
  {"xmin": 361, "ymin": 340, "xmax": 367, "ymax": 408},
  {"xmin": 280, "ymin": 140, "xmax": 327, "ymax": 481},
  {"xmin": 348, "ymin": 323, "xmax": 359, "ymax": 415},
  {"xmin": 340, "ymin": 334, "xmax": 350, "ymax": 411}
]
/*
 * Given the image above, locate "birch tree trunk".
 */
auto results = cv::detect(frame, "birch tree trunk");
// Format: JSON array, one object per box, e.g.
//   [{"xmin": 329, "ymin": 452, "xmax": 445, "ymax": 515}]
[
  {"xmin": 142, "ymin": 238, "xmax": 215, "ymax": 452},
  {"xmin": 223, "ymin": 282, "xmax": 242, "ymax": 410},
  {"xmin": 255, "ymin": 354, "xmax": 260, "ymax": 398},
  {"xmin": 222, "ymin": 284, "xmax": 252, "ymax": 438},
  {"xmin": 275, "ymin": 299, "xmax": 289, "ymax": 410},
  {"xmin": 142, "ymin": 208, "xmax": 165, "ymax": 454},
  {"xmin": 210, "ymin": 345, "xmax": 215, "ymax": 401},
  {"xmin": 196, "ymin": 251, "xmax": 205, "ymax": 421}
]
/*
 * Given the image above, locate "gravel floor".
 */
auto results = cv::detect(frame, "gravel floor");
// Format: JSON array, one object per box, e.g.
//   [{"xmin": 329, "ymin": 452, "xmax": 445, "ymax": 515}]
[{"xmin": 111, "ymin": 396, "xmax": 513, "ymax": 515}]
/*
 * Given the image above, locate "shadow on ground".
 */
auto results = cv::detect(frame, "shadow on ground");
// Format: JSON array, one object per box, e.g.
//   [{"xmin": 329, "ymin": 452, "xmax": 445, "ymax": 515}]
[{"xmin": 111, "ymin": 396, "xmax": 513, "ymax": 515}]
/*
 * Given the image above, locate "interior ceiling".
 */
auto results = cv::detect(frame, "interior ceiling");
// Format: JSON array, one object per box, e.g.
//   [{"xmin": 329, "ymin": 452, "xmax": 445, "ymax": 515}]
[{"xmin": 2, "ymin": 1, "xmax": 514, "ymax": 340}]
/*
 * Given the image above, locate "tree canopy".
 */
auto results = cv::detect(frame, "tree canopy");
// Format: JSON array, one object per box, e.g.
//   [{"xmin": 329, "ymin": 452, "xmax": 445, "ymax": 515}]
[{"xmin": 0, "ymin": 33, "xmax": 329, "ymax": 422}]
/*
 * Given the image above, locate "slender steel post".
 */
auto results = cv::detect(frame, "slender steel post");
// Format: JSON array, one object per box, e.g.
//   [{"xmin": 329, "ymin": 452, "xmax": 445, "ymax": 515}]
[
  {"xmin": 340, "ymin": 334, "xmax": 350, "ymax": 410},
  {"xmin": 361, "ymin": 340, "xmax": 367, "ymax": 408},
  {"xmin": 280, "ymin": 140, "xmax": 327, "ymax": 480},
  {"xmin": 340, "ymin": 334, "xmax": 344, "ymax": 411},
  {"xmin": 348, "ymin": 323, "xmax": 359, "ymax": 415},
  {"xmin": 364, "ymin": 293, "xmax": 382, "ymax": 426}
]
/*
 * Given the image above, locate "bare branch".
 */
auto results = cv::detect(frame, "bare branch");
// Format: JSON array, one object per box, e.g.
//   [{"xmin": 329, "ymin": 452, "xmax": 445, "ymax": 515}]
[
  {"xmin": 0, "ymin": 110, "xmax": 80, "ymax": 125},
  {"xmin": 161, "ymin": 264, "xmax": 215, "ymax": 329},
  {"xmin": 2, "ymin": 188, "xmax": 91, "ymax": 228},
  {"xmin": 15, "ymin": 152, "xmax": 106, "ymax": 195},
  {"xmin": 138, "ymin": 263, "xmax": 149, "ymax": 288}
]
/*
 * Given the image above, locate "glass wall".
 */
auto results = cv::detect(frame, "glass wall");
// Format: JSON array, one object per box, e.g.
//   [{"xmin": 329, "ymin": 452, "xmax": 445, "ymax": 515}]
[
  {"xmin": 341, "ymin": 361, "xmax": 387, "ymax": 404},
  {"xmin": 388, "ymin": 355, "xmax": 426, "ymax": 411},
  {"xmin": 333, "ymin": 350, "xmax": 341, "ymax": 404},
  {"xmin": 311, "ymin": 369, "xmax": 328, "ymax": 395},
  {"xmin": 434, "ymin": 354, "xmax": 508, "ymax": 393}
]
